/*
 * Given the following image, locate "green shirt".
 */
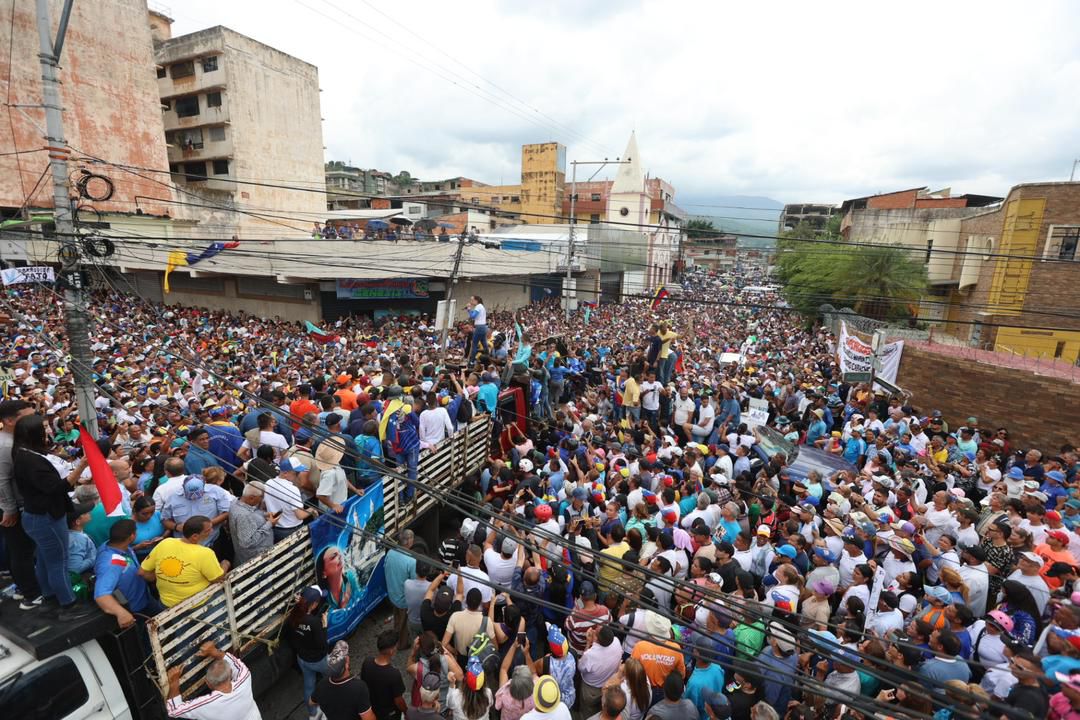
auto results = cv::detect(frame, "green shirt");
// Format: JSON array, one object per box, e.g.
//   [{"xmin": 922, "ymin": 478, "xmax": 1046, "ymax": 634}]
[
  {"xmin": 734, "ymin": 620, "xmax": 765, "ymax": 660},
  {"xmin": 85, "ymin": 503, "xmax": 130, "ymax": 547}
]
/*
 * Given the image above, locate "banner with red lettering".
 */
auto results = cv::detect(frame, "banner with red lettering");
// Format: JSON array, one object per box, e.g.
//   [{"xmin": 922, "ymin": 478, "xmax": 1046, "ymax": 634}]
[{"xmin": 837, "ymin": 321, "xmax": 904, "ymax": 384}]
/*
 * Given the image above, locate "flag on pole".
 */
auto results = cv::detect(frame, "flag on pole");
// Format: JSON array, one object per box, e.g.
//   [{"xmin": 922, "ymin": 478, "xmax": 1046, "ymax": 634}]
[
  {"xmin": 650, "ymin": 286, "xmax": 669, "ymax": 310},
  {"xmin": 185, "ymin": 240, "xmax": 241, "ymax": 266},
  {"xmin": 305, "ymin": 320, "xmax": 340, "ymax": 344},
  {"xmin": 78, "ymin": 425, "xmax": 125, "ymax": 516},
  {"xmin": 163, "ymin": 250, "xmax": 187, "ymax": 294}
]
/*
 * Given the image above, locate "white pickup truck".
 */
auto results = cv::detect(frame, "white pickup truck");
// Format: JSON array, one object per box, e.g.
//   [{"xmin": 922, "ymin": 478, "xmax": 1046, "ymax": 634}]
[{"xmin": 0, "ymin": 416, "xmax": 491, "ymax": 719}]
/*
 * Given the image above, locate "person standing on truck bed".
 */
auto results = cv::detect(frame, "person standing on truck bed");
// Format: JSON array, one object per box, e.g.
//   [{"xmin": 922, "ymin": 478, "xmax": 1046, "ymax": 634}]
[
  {"xmin": 141, "ymin": 515, "xmax": 227, "ymax": 607},
  {"xmin": 313, "ymin": 640, "xmax": 377, "ymax": 720},
  {"xmin": 166, "ymin": 641, "xmax": 261, "ymax": 720},
  {"xmin": 0, "ymin": 399, "xmax": 42, "ymax": 610},
  {"xmin": 11, "ymin": 413, "xmax": 95, "ymax": 619},
  {"xmin": 93, "ymin": 518, "xmax": 162, "ymax": 627}
]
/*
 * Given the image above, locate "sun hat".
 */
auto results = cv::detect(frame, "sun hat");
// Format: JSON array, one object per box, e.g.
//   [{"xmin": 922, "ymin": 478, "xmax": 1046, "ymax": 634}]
[
  {"xmin": 644, "ymin": 610, "xmax": 672, "ymax": 640},
  {"xmin": 533, "ymin": 675, "xmax": 562, "ymax": 713}
]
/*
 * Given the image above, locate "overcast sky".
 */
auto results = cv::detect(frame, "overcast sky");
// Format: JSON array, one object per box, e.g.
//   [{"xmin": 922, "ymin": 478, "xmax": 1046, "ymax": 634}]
[{"xmin": 169, "ymin": 0, "xmax": 1080, "ymax": 206}]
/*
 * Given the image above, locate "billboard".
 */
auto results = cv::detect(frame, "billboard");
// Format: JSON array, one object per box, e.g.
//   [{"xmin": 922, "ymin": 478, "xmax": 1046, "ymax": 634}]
[
  {"xmin": 308, "ymin": 483, "xmax": 388, "ymax": 641},
  {"xmin": 336, "ymin": 278, "xmax": 430, "ymax": 300}
]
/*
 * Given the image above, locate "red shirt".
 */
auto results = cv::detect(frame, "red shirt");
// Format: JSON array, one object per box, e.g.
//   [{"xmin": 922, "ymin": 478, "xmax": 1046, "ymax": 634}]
[{"xmin": 289, "ymin": 399, "xmax": 319, "ymax": 429}]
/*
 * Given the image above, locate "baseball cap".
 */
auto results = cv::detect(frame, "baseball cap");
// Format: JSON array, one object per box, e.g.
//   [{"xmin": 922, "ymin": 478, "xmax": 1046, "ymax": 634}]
[
  {"xmin": 662, "ymin": 510, "xmax": 677, "ymax": 524},
  {"xmin": 464, "ymin": 655, "xmax": 485, "ymax": 691},
  {"xmin": 756, "ymin": 524, "xmax": 771, "ymax": 536},
  {"xmin": 1007, "ymin": 467, "xmax": 1025, "ymax": 480},
  {"xmin": 925, "ymin": 585, "xmax": 953, "ymax": 604},
  {"xmin": 1048, "ymin": 530, "xmax": 1070, "ymax": 546},
  {"xmin": 580, "ymin": 580, "xmax": 598, "ymax": 599},
  {"xmin": 324, "ymin": 412, "xmax": 342, "ymax": 427},
  {"xmin": 776, "ymin": 544, "xmax": 797, "ymax": 559},
  {"xmin": 1018, "ymin": 551, "xmax": 1043, "ymax": 565},
  {"xmin": 1046, "ymin": 561, "xmax": 1077, "ymax": 578},
  {"xmin": 814, "ymin": 547, "xmax": 838, "ymax": 563},
  {"xmin": 433, "ymin": 586, "xmax": 454, "ymax": 613},
  {"xmin": 300, "ymin": 585, "xmax": 324, "ymax": 605},
  {"xmin": 519, "ymin": 458, "xmax": 534, "ymax": 473},
  {"xmin": 501, "ymin": 537, "xmax": 518, "ymax": 555},
  {"xmin": 279, "ymin": 457, "xmax": 308, "ymax": 474},
  {"xmin": 547, "ymin": 624, "xmax": 569, "ymax": 658}
]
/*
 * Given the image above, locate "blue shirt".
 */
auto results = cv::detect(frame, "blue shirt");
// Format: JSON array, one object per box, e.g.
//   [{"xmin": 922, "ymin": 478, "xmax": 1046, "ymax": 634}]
[
  {"xmin": 134, "ymin": 511, "xmax": 166, "ymax": 558},
  {"xmin": 93, "ymin": 544, "xmax": 150, "ymax": 612},
  {"xmin": 806, "ymin": 420, "xmax": 827, "ymax": 444},
  {"xmin": 160, "ymin": 486, "xmax": 232, "ymax": 544},
  {"xmin": 383, "ymin": 548, "xmax": 416, "ymax": 609},
  {"xmin": 185, "ymin": 445, "xmax": 218, "ymax": 476},
  {"xmin": 476, "ymin": 383, "xmax": 499, "ymax": 413},
  {"xmin": 68, "ymin": 530, "xmax": 97, "ymax": 573},
  {"xmin": 685, "ymin": 663, "xmax": 725, "ymax": 719},
  {"xmin": 842, "ymin": 438, "xmax": 866, "ymax": 465}
]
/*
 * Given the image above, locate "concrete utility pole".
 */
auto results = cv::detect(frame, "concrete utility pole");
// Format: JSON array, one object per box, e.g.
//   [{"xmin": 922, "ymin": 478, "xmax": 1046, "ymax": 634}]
[
  {"xmin": 564, "ymin": 157, "xmax": 632, "ymax": 322},
  {"xmin": 438, "ymin": 235, "xmax": 466, "ymax": 362},
  {"xmin": 35, "ymin": 0, "xmax": 97, "ymax": 436}
]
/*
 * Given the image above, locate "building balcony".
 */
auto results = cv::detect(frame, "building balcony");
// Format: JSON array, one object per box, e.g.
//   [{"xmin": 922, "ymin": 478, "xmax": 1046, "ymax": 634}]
[
  {"xmin": 167, "ymin": 135, "xmax": 234, "ymax": 164},
  {"xmin": 162, "ymin": 99, "xmax": 230, "ymax": 131}
]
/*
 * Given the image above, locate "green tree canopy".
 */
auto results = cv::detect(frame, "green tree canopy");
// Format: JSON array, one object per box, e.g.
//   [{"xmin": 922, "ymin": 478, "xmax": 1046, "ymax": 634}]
[
  {"xmin": 775, "ymin": 223, "xmax": 928, "ymax": 321},
  {"xmin": 686, "ymin": 218, "xmax": 718, "ymax": 239}
]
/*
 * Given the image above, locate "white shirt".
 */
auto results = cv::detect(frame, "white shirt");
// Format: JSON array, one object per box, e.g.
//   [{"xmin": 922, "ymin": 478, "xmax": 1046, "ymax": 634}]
[
  {"xmin": 166, "ymin": 653, "xmax": 260, "ymax": 720},
  {"xmin": 692, "ymin": 403, "xmax": 715, "ymax": 433},
  {"xmin": 640, "ymin": 381, "xmax": 662, "ymax": 411},
  {"xmin": 153, "ymin": 475, "xmax": 187, "ymax": 506},
  {"xmin": 263, "ymin": 476, "xmax": 304, "ymax": 529},
  {"xmin": 672, "ymin": 396, "xmax": 696, "ymax": 425},
  {"xmin": 680, "ymin": 506, "xmax": 719, "ymax": 531},
  {"xmin": 482, "ymin": 548, "xmax": 517, "ymax": 588},
  {"xmin": 522, "ymin": 703, "xmax": 572, "ymax": 720},
  {"xmin": 1007, "ymin": 570, "xmax": 1050, "ymax": 614},
  {"xmin": 447, "ymin": 566, "xmax": 493, "ymax": 604},
  {"xmin": 471, "ymin": 303, "xmax": 487, "ymax": 326},
  {"xmin": 866, "ymin": 608, "xmax": 904, "ymax": 637},
  {"xmin": 241, "ymin": 430, "xmax": 289, "ymax": 459},
  {"xmin": 419, "ymin": 407, "xmax": 454, "ymax": 449},
  {"xmin": 959, "ymin": 562, "xmax": 990, "ymax": 617}
]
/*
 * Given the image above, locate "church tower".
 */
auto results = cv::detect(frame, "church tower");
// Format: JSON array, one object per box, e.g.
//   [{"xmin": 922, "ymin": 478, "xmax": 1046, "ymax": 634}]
[{"xmin": 605, "ymin": 132, "xmax": 648, "ymax": 226}]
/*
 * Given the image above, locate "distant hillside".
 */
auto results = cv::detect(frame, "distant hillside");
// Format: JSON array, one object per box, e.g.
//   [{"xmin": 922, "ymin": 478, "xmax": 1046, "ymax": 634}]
[{"xmin": 679, "ymin": 194, "xmax": 783, "ymax": 247}]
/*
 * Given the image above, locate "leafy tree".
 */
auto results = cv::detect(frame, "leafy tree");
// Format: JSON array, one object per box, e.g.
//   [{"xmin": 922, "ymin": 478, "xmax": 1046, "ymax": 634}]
[
  {"xmin": 776, "ymin": 223, "xmax": 927, "ymax": 321},
  {"xmin": 685, "ymin": 218, "xmax": 718, "ymax": 239}
]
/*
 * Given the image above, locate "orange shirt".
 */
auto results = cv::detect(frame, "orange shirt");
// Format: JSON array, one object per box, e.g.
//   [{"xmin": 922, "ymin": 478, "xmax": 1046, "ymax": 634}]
[
  {"xmin": 1036, "ymin": 543, "xmax": 1075, "ymax": 589},
  {"xmin": 631, "ymin": 639, "xmax": 685, "ymax": 688},
  {"xmin": 289, "ymin": 398, "xmax": 319, "ymax": 429},
  {"xmin": 335, "ymin": 388, "xmax": 358, "ymax": 412}
]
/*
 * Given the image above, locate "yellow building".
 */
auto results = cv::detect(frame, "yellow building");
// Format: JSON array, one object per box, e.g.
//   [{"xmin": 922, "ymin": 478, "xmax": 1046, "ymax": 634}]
[{"xmin": 461, "ymin": 142, "xmax": 566, "ymax": 224}]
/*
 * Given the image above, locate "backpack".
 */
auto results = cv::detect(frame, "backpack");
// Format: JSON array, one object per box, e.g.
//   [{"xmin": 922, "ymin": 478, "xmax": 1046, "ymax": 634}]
[
  {"xmin": 384, "ymin": 407, "xmax": 406, "ymax": 456},
  {"xmin": 456, "ymin": 396, "xmax": 474, "ymax": 425},
  {"xmin": 468, "ymin": 617, "xmax": 500, "ymax": 678}
]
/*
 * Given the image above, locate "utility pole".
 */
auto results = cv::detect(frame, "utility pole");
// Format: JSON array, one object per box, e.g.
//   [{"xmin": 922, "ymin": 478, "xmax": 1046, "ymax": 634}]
[
  {"xmin": 35, "ymin": 0, "xmax": 97, "ymax": 436},
  {"xmin": 564, "ymin": 157, "xmax": 632, "ymax": 322},
  {"xmin": 1071, "ymin": 159, "xmax": 1079, "ymax": 182},
  {"xmin": 438, "ymin": 235, "xmax": 466, "ymax": 361}
]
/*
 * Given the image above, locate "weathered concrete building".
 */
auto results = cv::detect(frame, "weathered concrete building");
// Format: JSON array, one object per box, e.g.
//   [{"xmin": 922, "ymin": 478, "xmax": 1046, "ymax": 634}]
[
  {"xmin": 0, "ymin": 0, "xmax": 176, "ymax": 263},
  {"xmin": 153, "ymin": 20, "xmax": 327, "ymax": 240},
  {"xmin": 778, "ymin": 203, "xmax": 838, "ymax": 233}
]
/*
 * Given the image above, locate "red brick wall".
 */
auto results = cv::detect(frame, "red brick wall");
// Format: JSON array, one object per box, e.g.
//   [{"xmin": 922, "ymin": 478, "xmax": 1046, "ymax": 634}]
[
  {"xmin": 371, "ymin": 198, "xmax": 391, "ymax": 209},
  {"xmin": 914, "ymin": 197, "xmax": 968, "ymax": 209},
  {"xmin": 897, "ymin": 344, "xmax": 1079, "ymax": 453},
  {"xmin": 867, "ymin": 190, "xmax": 919, "ymax": 210}
]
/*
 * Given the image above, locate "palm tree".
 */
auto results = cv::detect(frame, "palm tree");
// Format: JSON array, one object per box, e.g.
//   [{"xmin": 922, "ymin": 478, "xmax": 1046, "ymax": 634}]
[{"xmin": 777, "ymin": 240, "xmax": 927, "ymax": 321}]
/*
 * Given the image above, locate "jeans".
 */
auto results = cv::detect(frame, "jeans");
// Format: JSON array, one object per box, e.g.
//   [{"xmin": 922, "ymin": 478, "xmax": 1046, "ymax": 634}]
[
  {"xmin": 642, "ymin": 409, "xmax": 659, "ymax": 434},
  {"xmin": 402, "ymin": 446, "xmax": 419, "ymax": 501},
  {"xmin": 625, "ymin": 406, "xmax": 641, "ymax": 422},
  {"xmin": 659, "ymin": 354, "xmax": 676, "ymax": 384},
  {"xmin": 22, "ymin": 511, "xmax": 74, "ymax": 605},
  {"xmin": 273, "ymin": 524, "xmax": 300, "ymax": 543},
  {"xmin": 468, "ymin": 325, "xmax": 489, "ymax": 362},
  {"xmin": 298, "ymin": 655, "xmax": 329, "ymax": 715}
]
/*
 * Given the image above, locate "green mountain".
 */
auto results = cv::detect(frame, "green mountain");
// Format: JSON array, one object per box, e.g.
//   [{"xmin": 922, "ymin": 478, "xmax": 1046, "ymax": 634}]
[{"xmin": 679, "ymin": 194, "xmax": 783, "ymax": 247}]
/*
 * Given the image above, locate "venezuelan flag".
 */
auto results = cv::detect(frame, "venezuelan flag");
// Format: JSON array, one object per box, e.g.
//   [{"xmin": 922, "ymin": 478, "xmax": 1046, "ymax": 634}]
[{"xmin": 650, "ymin": 285, "xmax": 669, "ymax": 310}]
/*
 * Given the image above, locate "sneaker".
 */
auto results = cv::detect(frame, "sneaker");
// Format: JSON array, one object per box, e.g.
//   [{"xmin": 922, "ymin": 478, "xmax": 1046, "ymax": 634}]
[
  {"xmin": 55, "ymin": 603, "xmax": 96, "ymax": 621},
  {"xmin": 19, "ymin": 595, "xmax": 44, "ymax": 610}
]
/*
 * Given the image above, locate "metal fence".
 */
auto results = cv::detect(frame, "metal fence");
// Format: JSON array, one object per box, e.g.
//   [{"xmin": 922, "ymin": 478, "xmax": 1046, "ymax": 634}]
[{"xmin": 147, "ymin": 415, "xmax": 492, "ymax": 699}]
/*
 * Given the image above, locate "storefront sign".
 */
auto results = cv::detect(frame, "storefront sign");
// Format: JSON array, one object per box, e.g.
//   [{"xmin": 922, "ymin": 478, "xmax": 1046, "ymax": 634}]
[{"xmin": 336, "ymin": 278, "xmax": 429, "ymax": 300}]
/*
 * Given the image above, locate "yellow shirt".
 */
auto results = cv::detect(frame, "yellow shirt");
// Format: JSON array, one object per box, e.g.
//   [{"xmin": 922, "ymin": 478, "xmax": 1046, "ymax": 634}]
[
  {"xmin": 141, "ymin": 537, "xmax": 224, "ymax": 607},
  {"xmin": 931, "ymin": 446, "xmax": 948, "ymax": 464},
  {"xmin": 658, "ymin": 330, "xmax": 678, "ymax": 359},
  {"xmin": 598, "ymin": 541, "xmax": 630, "ymax": 590},
  {"xmin": 622, "ymin": 377, "xmax": 641, "ymax": 407}
]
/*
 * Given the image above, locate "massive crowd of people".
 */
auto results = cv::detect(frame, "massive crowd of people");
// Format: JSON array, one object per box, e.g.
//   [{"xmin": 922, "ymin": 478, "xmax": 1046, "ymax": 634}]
[{"xmin": 1, "ymin": 266, "xmax": 1078, "ymax": 720}]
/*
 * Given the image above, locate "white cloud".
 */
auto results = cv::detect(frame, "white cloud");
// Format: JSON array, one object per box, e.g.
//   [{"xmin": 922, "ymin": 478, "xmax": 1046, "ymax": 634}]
[{"xmin": 170, "ymin": 0, "xmax": 1080, "ymax": 204}]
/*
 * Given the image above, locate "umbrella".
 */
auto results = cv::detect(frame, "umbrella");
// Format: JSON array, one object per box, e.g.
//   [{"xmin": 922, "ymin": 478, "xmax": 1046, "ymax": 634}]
[
  {"xmin": 437, "ymin": 222, "xmax": 455, "ymax": 229},
  {"xmin": 389, "ymin": 216, "xmax": 412, "ymax": 225},
  {"xmin": 367, "ymin": 219, "xmax": 389, "ymax": 230},
  {"xmin": 414, "ymin": 219, "xmax": 437, "ymax": 231}
]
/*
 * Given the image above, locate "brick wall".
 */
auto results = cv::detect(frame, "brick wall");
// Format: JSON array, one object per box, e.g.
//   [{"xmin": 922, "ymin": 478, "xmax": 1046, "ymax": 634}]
[
  {"xmin": 867, "ymin": 189, "xmax": 919, "ymax": 210},
  {"xmin": 897, "ymin": 344, "xmax": 1080, "ymax": 453}
]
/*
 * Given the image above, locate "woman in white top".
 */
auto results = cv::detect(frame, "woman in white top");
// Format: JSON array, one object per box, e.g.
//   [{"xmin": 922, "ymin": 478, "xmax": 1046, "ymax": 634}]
[
  {"xmin": 419, "ymin": 392, "xmax": 454, "ymax": 451},
  {"xmin": 444, "ymin": 654, "xmax": 493, "ymax": 720}
]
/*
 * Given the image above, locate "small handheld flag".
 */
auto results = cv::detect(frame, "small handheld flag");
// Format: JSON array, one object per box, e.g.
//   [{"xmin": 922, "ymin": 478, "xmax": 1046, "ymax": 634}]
[{"xmin": 650, "ymin": 286, "xmax": 669, "ymax": 310}]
